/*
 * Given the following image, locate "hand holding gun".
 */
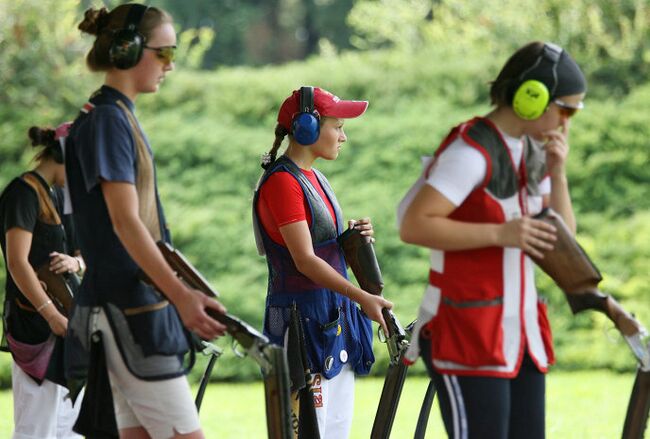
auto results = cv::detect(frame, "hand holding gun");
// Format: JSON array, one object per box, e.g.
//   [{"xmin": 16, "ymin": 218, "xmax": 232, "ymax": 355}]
[
  {"xmin": 338, "ymin": 226, "xmax": 419, "ymax": 439},
  {"xmin": 530, "ymin": 209, "xmax": 649, "ymax": 369},
  {"xmin": 530, "ymin": 209, "xmax": 650, "ymax": 439},
  {"xmin": 153, "ymin": 242, "xmax": 292, "ymax": 439},
  {"xmin": 337, "ymin": 226, "xmax": 408, "ymax": 366},
  {"xmin": 36, "ymin": 262, "xmax": 78, "ymax": 316}
]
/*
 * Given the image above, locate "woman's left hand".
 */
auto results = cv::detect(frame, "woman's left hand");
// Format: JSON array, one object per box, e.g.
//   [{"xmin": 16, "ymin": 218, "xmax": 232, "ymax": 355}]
[
  {"xmin": 543, "ymin": 119, "xmax": 570, "ymax": 178},
  {"xmin": 49, "ymin": 252, "xmax": 80, "ymax": 274},
  {"xmin": 349, "ymin": 217, "xmax": 375, "ymax": 241}
]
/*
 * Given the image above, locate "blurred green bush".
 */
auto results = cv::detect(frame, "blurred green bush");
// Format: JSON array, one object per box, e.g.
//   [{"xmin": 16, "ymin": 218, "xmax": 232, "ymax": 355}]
[{"xmin": 0, "ymin": 0, "xmax": 648, "ymax": 385}]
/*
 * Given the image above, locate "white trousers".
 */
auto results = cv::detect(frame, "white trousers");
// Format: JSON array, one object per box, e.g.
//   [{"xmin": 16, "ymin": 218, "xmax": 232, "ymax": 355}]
[
  {"xmin": 11, "ymin": 361, "xmax": 82, "ymax": 439},
  {"xmin": 311, "ymin": 365, "xmax": 355, "ymax": 439}
]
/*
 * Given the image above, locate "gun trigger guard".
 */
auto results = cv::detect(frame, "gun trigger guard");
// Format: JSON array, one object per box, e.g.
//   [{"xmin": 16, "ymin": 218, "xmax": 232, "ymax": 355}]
[
  {"xmin": 377, "ymin": 326, "xmax": 387, "ymax": 343},
  {"xmin": 231, "ymin": 339, "xmax": 247, "ymax": 358}
]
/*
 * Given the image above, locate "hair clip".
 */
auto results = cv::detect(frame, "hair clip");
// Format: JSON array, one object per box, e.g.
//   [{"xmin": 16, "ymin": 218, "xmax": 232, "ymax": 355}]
[{"xmin": 261, "ymin": 152, "xmax": 272, "ymax": 167}]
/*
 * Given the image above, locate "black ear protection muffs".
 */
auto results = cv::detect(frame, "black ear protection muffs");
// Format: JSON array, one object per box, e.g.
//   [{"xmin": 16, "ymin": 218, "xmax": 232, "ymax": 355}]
[
  {"xmin": 109, "ymin": 4, "xmax": 149, "ymax": 70},
  {"xmin": 512, "ymin": 43, "xmax": 563, "ymax": 120},
  {"xmin": 291, "ymin": 86, "xmax": 320, "ymax": 145}
]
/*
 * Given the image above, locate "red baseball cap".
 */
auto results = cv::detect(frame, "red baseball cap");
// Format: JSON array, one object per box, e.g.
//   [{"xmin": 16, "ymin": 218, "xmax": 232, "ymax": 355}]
[{"xmin": 277, "ymin": 87, "xmax": 369, "ymax": 130}]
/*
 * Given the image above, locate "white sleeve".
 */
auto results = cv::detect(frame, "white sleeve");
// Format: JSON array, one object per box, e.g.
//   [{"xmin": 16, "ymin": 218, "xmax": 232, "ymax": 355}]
[
  {"xmin": 425, "ymin": 138, "xmax": 487, "ymax": 206},
  {"xmin": 396, "ymin": 156, "xmax": 434, "ymax": 228},
  {"xmin": 538, "ymin": 175, "xmax": 551, "ymax": 196}
]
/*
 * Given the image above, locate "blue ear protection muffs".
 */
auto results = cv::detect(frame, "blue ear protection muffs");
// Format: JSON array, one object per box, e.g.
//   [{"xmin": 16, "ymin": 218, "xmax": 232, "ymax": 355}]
[
  {"xmin": 109, "ymin": 4, "xmax": 149, "ymax": 70},
  {"xmin": 291, "ymin": 86, "xmax": 320, "ymax": 145},
  {"xmin": 512, "ymin": 43, "xmax": 563, "ymax": 120}
]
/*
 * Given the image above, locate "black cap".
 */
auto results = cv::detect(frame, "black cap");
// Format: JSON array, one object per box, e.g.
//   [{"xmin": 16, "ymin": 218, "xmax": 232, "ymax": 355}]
[{"xmin": 520, "ymin": 43, "xmax": 587, "ymax": 98}]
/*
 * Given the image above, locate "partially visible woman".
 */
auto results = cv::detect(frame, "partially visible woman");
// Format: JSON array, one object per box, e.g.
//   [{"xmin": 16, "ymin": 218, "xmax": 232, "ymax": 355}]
[
  {"xmin": 399, "ymin": 41, "xmax": 587, "ymax": 439},
  {"xmin": 253, "ymin": 86, "xmax": 392, "ymax": 438},
  {"xmin": 0, "ymin": 123, "xmax": 84, "ymax": 439},
  {"xmin": 64, "ymin": 4, "xmax": 226, "ymax": 439}
]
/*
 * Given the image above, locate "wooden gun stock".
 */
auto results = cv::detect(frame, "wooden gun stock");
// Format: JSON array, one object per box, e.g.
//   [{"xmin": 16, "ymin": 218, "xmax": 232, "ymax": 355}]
[
  {"xmin": 530, "ymin": 209, "xmax": 646, "ymax": 338},
  {"xmin": 263, "ymin": 345, "xmax": 293, "ymax": 439},
  {"xmin": 36, "ymin": 263, "xmax": 76, "ymax": 316}
]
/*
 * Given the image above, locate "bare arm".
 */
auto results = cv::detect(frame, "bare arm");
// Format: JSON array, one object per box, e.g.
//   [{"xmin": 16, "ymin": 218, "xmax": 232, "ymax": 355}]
[
  {"xmin": 399, "ymin": 184, "xmax": 557, "ymax": 258},
  {"xmin": 543, "ymin": 118, "xmax": 576, "ymax": 234},
  {"xmin": 279, "ymin": 220, "xmax": 392, "ymax": 334},
  {"xmin": 6, "ymin": 228, "xmax": 67, "ymax": 336},
  {"xmin": 101, "ymin": 181, "xmax": 226, "ymax": 340}
]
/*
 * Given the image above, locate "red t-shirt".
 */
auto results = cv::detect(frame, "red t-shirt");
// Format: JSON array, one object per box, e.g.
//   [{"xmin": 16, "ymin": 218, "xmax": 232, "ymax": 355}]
[{"xmin": 257, "ymin": 169, "xmax": 337, "ymax": 246}]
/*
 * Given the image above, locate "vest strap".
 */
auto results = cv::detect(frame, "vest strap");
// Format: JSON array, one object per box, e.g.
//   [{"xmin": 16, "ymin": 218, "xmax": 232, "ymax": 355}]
[
  {"xmin": 115, "ymin": 100, "xmax": 162, "ymax": 241},
  {"xmin": 21, "ymin": 173, "xmax": 61, "ymax": 225}
]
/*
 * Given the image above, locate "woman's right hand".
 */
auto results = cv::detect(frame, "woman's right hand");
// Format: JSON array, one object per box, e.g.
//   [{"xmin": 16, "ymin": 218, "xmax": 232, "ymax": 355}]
[
  {"xmin": 358, "ymin": 292, "xmax": 393, "ymax": 336},
  {"xmin": 175, "ymin": 288, "xmax": 228, "ymax": 341},
  {"xmin": 41, "ymin": 306, "xmax": 68, "ymax": 337},
  {"xmin": 498, "ymin": 216, "xmax": 557, "ymax": 259}
]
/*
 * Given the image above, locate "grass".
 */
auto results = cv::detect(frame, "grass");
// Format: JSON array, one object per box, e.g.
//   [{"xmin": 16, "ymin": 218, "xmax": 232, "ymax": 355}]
[{"xmin": 0, "ymin": 370, "xmax": 637, "ymax": 438}]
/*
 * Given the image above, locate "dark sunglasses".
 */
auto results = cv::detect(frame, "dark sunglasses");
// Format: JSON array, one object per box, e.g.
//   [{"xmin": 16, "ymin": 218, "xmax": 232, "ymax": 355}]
[
  {"xmin": 144, "ymin": 45, "xmax": 176, "ymax": 64},
  {"xmin": 553, "ymin": 99, "xmax": 584, "ymax": 118}
]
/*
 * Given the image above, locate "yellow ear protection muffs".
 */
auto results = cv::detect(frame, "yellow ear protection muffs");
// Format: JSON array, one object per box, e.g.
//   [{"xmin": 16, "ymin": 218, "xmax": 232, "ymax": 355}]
[
  {"xmin": 512, "ymin": 43, "xmax": 563, "ymax": 120},
  {"xmin": 291, "ymin": 86, "xmax": 320, "ymax": 145},
  {"xmin": 109, "ymin": 4, "xmax": 149, "ymax": 70}
]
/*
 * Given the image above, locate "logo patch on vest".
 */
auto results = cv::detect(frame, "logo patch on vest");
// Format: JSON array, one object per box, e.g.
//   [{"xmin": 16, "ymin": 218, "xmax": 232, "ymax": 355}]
[{"xmin": 324, "ymin": 355, "xmax": 334, "ymax": 372}]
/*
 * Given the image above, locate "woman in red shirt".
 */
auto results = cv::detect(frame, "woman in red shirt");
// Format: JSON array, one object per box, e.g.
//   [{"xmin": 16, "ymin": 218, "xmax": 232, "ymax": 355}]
[{"xmin": 253, "ymin": 86, "xmax": 392, "ymax": 438}]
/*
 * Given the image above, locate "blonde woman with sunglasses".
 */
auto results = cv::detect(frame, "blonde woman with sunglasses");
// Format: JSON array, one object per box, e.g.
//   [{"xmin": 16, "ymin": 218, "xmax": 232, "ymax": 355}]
[
  {"xmin": 64, "ymin": 4, "xmax": 226, "ymax": 439},
  {"xmin": 398, "ymin": 41, "xmax": 586, "ymax": 439}
]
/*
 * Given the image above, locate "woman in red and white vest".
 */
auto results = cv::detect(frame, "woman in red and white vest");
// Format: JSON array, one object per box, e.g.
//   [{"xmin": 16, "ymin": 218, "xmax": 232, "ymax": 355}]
[{"xmin": 399, "ymin": 41, "xmax": 587, "ymax": 439}]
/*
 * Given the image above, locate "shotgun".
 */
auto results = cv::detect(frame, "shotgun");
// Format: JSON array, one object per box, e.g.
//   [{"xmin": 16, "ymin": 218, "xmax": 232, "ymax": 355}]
[
  {"xmin": 156, "ymin": 241, "xmax": 293, "ymax": 439},
  {"xmin": 337, "ymin": 227, "xmax": 409, "ymax": 365},
  {"xmin": 337, "ymin": 226, "xmax": 417, "ymax": 439},
  {"xmin": 288, "ymin": 304, "xmax": 320, "ymax": 439},
  {"xmin": 36, "ymin": 263, "xmax": 78, "ymax": 316},
  {"xmin": 531, "ymin": 209, "xmax": 649, "ymax": 439}
]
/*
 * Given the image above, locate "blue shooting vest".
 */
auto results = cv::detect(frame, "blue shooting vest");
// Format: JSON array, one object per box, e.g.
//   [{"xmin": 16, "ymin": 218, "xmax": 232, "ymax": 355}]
[{"xmin": 253, "ymin": 156, "xmax": 374, "ymax": 379}]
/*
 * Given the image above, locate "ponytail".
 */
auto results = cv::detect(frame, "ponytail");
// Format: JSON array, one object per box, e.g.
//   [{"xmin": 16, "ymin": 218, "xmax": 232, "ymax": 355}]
[
  {"xmin": 27, "ymin": 122, "xmax": 70, "ymax": 164},
  {"xmin": 261, "ymin": 124, "xmax": 289, "ymax": 170}
]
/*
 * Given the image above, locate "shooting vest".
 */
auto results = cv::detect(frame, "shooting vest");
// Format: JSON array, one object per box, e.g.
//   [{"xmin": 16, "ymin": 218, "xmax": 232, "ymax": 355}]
[
  {"xmin": 64, "ymin": 92, "xmax": 187, "ymax": 383},
  {"xmin": 253, "ymin": 156, "xmax": 374, "ymax": 379},
  {"xmin": 407, "ymin": 117, "xmax": 554, "ymax": 377}
]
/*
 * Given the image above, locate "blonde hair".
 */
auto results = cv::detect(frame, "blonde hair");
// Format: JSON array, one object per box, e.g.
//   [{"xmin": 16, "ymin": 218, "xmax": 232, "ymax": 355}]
[{"xmin": 78, "ymin": 4, "xmax": 172, "ymax": 72}]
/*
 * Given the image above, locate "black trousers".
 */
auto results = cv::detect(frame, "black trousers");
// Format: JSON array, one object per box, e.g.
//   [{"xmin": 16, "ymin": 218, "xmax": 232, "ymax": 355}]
[{"xmin": 420, "ymin": 338, "xmax": 546, "ymax": 439}]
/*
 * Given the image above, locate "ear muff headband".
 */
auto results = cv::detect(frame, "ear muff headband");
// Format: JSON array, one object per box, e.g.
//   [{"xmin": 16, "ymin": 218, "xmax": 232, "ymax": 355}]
[
  {"xmin": 109, "ymin": 4, "xmax": 149, "ymax": 70},
  {"xmin": 292, "ymin": 86, "xmax": 320, "ymax": 145},
  {"xmin": 512, "ymin": 43, "xmax": 562, "ymax": 120}
]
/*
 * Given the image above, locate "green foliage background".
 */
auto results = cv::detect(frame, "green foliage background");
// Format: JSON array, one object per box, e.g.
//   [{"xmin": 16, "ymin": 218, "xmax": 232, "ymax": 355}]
[{"xmin": 0, "ymin": 0, "xmax": 648, "ymax": 385}]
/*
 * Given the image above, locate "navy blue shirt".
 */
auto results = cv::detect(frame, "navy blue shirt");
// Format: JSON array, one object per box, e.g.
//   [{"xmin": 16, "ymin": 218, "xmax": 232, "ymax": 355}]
[{"xmin": 65, "ymin": 86, "xmax": 168, "ymax": 309}]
